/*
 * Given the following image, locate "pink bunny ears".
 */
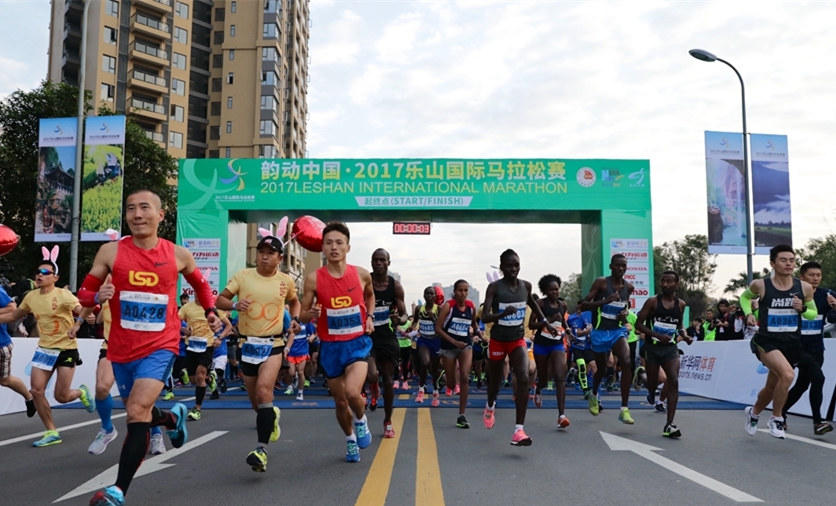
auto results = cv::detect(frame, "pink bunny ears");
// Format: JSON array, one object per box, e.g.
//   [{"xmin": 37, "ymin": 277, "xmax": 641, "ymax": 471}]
[{"xmin": 42, "ymin": 245, "xmax": 60, "ymax": 275}]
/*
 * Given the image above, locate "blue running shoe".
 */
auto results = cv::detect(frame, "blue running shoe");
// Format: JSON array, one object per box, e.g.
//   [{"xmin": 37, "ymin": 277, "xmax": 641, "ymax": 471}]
[
  {"xmin": 167, "ymin": 403, "xmax": 188, "ymax": 448},
  {"xmin": 345, "ymin": 440, "xmax": 361, "ymax": 463},
  {"xmin": 79, "ymin": 384, "xmax": 96, "ymax": 413},
  {"xmin": 89, "ymin": 485, "xmax": 124, "ymax": 506},
  {"xmin": 33, "ymin": 430, "xmax": 62, "ymax": 447},
  {"xmin": 354, "ymin": 418, "xmax": 372, "ymax": 449}
]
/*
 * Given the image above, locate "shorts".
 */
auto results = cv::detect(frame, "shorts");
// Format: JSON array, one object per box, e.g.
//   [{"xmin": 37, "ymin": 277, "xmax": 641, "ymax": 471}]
[
  {"xmin": 309, "ymin": 340, "xmax": 320, "ymax": 354},
  {"xmin": 0, "ymin": 343, "xmax": 12, "ymax": 379},
  {"xmin": 112, "ymin": 349, "xmax": 176, "ymax": 399},
  {"xmin": 371, "ymin": 336, "xmax": 401, "ymax": 364},
  {"xmin": 488, "ymin": 338, "xmax": 526, "ymax": 361},
  {"xmin": 240, "ymin": 345, "xmax": 285, "ymax": 377},
  {"xmin": 98, "ymin": 348, "xmax": 109, "ymax": 361},
  {"xmin": 533, "ymin": 342, "xmax": 565, "ymax": 356},
  {"xmin": 212, "ymin": 354, "xmax": 228, "ymax": 372},
  {"xmin": 185, "ymin": 349, "xmax": 214, "ymax": 375},
  {"xmin": 319, "ymin": 335, "xmax": 372, "ymax": 379},
  {"xmin": 37, "ymin": 349, "xmax": 81, "ymax": 370},
  {"xmin": 287, "ymin": 354, "xmax": 309, "ymax": 365},
  {"xmin": 472, "ymin": 341, "xmax": 488, "ymax": 360},
  {"xmin": 590, "ymin": 328, "xmax": 628, "ymax": 353},
  {"xmin": 440, "ymin": 345, "xmax": 472, "ymax": 359},
  {"xmin": 750, "ymin": 334, "xmax": 804, "ymax": 366},
  {"xmin": 644, "ymin": 342, "xmax": 679, "ymax": 366},
  {"xmin": 417, "ymin": 337, "xmax": 441, "ymax": 356},
  {"xmin": 572, "ymin": 347, "xmax": 595, "ymax": 364}
]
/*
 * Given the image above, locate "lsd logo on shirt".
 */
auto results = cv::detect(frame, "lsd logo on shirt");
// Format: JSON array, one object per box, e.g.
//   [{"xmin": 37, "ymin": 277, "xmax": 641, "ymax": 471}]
[
  {"xmin": 331, "ymin": 296, "xmax": 352, "ymax": 308},
  {"xmin": 129, "ymin": 271, "xmax": 159, "ymax": 287}
]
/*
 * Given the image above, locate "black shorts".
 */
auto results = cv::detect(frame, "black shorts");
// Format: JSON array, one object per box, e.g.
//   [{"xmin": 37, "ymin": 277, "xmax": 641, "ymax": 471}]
[
  {"xmin": 750, "ymin": 334, "xmax": 803, "ymax": 366},
  {"xmin": 185, "ymin": 349, "xmax": 214, "ymax": 375},
  {"xmin": 644, "ymin": 342, "xmax": 679, "ymax": 366},
  {"xmin": 472, "ymin": 340, "xmax": 488, "ymax": 361},
  {"xmin": 98, "ymin": 348, "xmax": 108, "ymax": 361},
  {"xmin": 55, "ymin": 349, "xmax": 81, "ymax": 369},
  {"xmin": 572, "ymin": 347, "xmax": 595, "ymax": 364},
  {"xmin": 240, "ymin": 345, "xmax": 285, "ymax": 377},
  {"xmin": 370, "ymin": 336, "xmax": 400, "ymax": 364}
]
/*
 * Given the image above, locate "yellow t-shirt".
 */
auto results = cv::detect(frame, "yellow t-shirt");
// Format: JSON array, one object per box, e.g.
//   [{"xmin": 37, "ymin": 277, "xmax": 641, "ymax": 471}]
[
  {"xmin": 178, "ymin": 301, "xmax": 215, "ymax": 346},
  {"xmin": 224, "ymin": 268, "xmax": 297, "ymax": 346},
  {"xmin": 20, "ymin": 287, "xmax": 79, "ymax": 350}
]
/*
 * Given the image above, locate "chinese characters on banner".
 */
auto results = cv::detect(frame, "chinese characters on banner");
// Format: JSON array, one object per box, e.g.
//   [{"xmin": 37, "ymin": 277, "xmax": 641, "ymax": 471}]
[{"xmin": 35, "ymin": 118, "xmax": 77, "ymax": 242}]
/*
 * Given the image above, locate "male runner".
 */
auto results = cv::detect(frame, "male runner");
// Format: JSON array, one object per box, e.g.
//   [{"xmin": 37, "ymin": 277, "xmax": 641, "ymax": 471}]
[
  {"xmin": 286, "ymin": 319, "xmax": 315, "ymax": 400},
  {"xmin": 216, "ymin": 235, "xmax": 300, "ymax": 472},
  {"xmin": 79, "ymin": 189, "xmax": 221, "ymax": 506},
  {"xmin": 635, "ymin": 270, "xmax": 693, "ymax": 438},
  {"xmin": 366, "ymin": 248, "xmax": 407, "ymax": 438},
  {"xmin": 410, "ymin": 286, "xmax": 443, "ymax": 406},
  {"xmin": 299, "ymin": 222, "xmax": 374, "ymax": 462},
  {"xmin": 740, "ymin": 244, "xmax": 818, "ymax": 439},
  {"xmin": 567, "ymin": 301, "xmax": 594, "ymax": 399},
  {"xmin": 581, "ymin": 253, "xmax": 636, "ymax": 424},
  {"xmin": 0, "ymin": 284, "xmax": 36, "ymax": 417},
  {"xmin": 782, "ymin": 261, "xmax": 836, "ymax": 435}
]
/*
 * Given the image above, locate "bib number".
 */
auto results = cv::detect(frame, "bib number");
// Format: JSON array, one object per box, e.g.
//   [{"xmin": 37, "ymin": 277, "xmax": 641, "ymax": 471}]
[
  {"xmin": 766, "ymin": 308, "xmax": 798, "ymax": 333},
  {"xmin": 120, "ymin": 291, "xmax": 168, "ymax": 331},
  {"xmin": 498, "ymin": 302, "xmax": 526, "ymax": 327},
  {"xmin": 241, "ymin": 337, "xmax": 273, "ymax": 365},
  {"xmin": 187, "ymin": 337, "xmax": 209, "ymax": 353},
  {"xmin": 32, "ymin": 347, "xmax": 61, "ymax": 371},
  {"xmin": 800, "ymin": 315, "xmax": 823, "ymax": 335},
  {"xmin": 601, "ymin": 301, "xmax": 627, "ymax": 320}
]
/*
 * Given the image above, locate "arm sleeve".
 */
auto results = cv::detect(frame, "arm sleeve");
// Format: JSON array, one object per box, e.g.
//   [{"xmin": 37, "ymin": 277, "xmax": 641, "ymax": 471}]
[
  {"xmin": 739, "ymin": 288, "xmax": 755, "ymax": 316},
  {"xmin": 184, "ymin": 268, "xmax": 215, "ymax": 310},
  {"xmin": 78, "ymin": 274, "xmax": 104, "ymax": 307},
  {"xmin": 801, "ymin": 299, "xmax": 818, "ymax": 320}
]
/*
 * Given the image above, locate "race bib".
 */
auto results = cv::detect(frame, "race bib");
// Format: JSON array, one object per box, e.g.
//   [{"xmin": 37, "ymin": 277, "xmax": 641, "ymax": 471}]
[
  {"xmin": 497, "ymin": 302, "xmax": 526, "ymax": 327},
  {"xmin": 448, "ymin": 317, "xmax": 471, "ymax": 338},
  {"xmin": 801, "ymin": 315, "xmax": 824, "ymax": 335},
  {"xmin": 120, "ymin": 291, "xmax": 168, "ymax": 331},
  {"xmin": 601, "ymin": 301, "xmax": 627, "ymax": 320},
  {"xmin": 187, "ymin": 336, "xmax": 209, "ymax": 353},
  {"xmin": 766, "ymin": 308, "xmax": 798, "ymax": 333},
  {"xmin": 653, "ymin": 321, "xmax": 678, "ymax": 337},
  {"xmin": 32, "ymin": 347, "xmax": 60, "ymax": 371},
  {"xmin": 373, "ymin": 306, "xmax": 390, "ymax": 327},
  {"xmin": 542, "ymin": 321, "xmax": 565, "ymax": 340},
  {"xmin": 326, "ymin": 305, "xmax": 364, "ymax": 336},
  {"xmin": 241, "ymin": 337, "xmax": 273, "ymax": 365},
  {"xmin": 419, "ymin": 319, "xmax": 436, "ymax": 337}
]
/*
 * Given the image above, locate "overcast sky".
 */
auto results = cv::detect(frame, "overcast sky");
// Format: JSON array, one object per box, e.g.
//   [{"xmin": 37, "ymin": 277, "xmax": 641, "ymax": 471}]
[{"xmin": 3, "ymin": 0, "xmax": 836, "ymax": 306}]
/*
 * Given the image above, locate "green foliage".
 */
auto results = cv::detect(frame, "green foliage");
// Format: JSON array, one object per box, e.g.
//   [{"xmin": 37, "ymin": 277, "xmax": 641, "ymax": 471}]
[
  {"xmin": 797, "ymin": 234, "xmax": 836, "ymax": 289},
  {"xmin": 559, "ymin": 272, "xmax": 584, "ymax": 310},
  {"xmin": 81, "ymin": 179, "xmax": 123, "ymax": 232},
  {"xmin": 653, "ymin": 234, "xmax": 718, "ymax": 319}
]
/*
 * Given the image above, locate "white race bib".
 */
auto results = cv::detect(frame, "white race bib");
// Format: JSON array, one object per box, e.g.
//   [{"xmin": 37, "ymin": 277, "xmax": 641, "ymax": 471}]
[
  {"xmin": 241, "ymin": 336, "xmax": 273, "ymax": 364},
  {"xmin": 497, "ymin": 302, "xmax": 526, "ymax": 327},
  {"xmin": 187, "ymin": 336, "xmax": 209, "ymax": 353},
  {"xmin": 766, "ymin": 308, "xmax": 798, "ymax": 333},
  {"xmin": 120, "ymin": 291, "xmax": 168, "ymax": 331},
  {"xmin": 31, "ymin": 347, "xmax": 61, "ymax": 371},
  {"xmin": 601, "ymin": 301, "xmax": 627, "ymax": 320}
]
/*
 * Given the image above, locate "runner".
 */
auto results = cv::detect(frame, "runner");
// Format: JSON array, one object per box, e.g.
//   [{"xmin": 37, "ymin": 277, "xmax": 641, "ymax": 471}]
[
  {"xmin": 635, "ymin": 270, "xmax": 693, "ymax": 438},
  {"xmin": 299, "ymin": 222, "xmax": 374, "ymax": 463},
  {"xmin": 286, "ymin": 319, "xmax": 316, "ymax": 401},
  {"xmin": 0, "ymin": 252, "xmax": 96, "ymax": 447},
  {"xmin": 530, "ymin": 274, "xmax": 571, "ymax": 429},
  {"xmin": 782, "ymin": 261, "xmax": 835, "ymax": 435},
  {"xmin": 740, "ymin": 244, "xmax": 818, "ymax": 439},
  {"xmin": 395, "ymin": 316, "xmax": 414, "ymax": 390},
  {"xmin": 436, "ymin": 279, "xmax": 482, "ymax": 429},
  {"xmin": 0, "ymin": 283, "xmax": 36, "ymax": 417},
  {"xmin": 79, "ymin": 190, "xmax": 221, "ymax": 506},
  {"xmin": 366, "ymin": 248, "xmax": 407, "ymax": 438},
  {"xmin": 410, "ymin": 287, "xmax": 442, "ymax": 406},
  {"xmin": 481, "ymin": 249, "xmax": 554, "ymax": 446},
  {"xmin": 216, "ymin": 235, "xmax": 301, "ymax": 472},
  {"xmin": 580, "ymin": 253, "xmax": 636, "ymax": 424},
  {"xmin": 567, "ymin": 300, "xmax": 594, "ymax": 399}
]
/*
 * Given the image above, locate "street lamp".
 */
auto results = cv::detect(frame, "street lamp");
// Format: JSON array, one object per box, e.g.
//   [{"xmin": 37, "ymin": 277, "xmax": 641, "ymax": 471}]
[{"xmin": 689, "ymin": 48, "xmax": 754, "ymax": 285}]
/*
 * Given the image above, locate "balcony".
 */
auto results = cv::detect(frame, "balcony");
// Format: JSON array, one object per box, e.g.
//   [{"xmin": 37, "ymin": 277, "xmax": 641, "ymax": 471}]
[
  {"xmin": 133, "ymin": 13, "xmax": 170, "ymax": 39},
  {"xmin": 134, "ymin": 0, "xmax": 172, "ymax": 13},
  {"xmin": 129, "ymin": 69, "xmax": 167, "ymax": 93},
  {"xmin": 130, "ymin": 40, "xmax": 168, "ymax": 66},
  {"xmin": 130, "ymin": 97, "xmax": 166, "ymax": 121},
  {"xmin": 143, "ymin": 129, "xmax": 165, "ymax": 145}
]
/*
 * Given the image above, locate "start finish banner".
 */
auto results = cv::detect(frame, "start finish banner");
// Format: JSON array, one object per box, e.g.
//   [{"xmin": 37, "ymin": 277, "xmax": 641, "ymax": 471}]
[{"xmin": 178, "ymin": 158, "xmax": 650, "ymax": 211}]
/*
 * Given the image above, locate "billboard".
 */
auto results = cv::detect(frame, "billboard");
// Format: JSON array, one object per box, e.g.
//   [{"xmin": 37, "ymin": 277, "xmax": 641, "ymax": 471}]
[
  {"xmin": 750, "ymin": 134, "xmax": 791, "ymax": 253},
  {"xmin": 81, "ymin": 115, "xmax": 126, "ymax": 241},
  {"xmin": 35, "ymin": 118, "xmax": 77, "ymax": 243}
]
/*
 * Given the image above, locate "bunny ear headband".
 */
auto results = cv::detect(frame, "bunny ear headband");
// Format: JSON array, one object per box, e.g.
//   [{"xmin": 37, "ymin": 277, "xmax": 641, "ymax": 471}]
[{"xmin": 41, "ymin": 245, "xmax": 60, "ymax": 275}]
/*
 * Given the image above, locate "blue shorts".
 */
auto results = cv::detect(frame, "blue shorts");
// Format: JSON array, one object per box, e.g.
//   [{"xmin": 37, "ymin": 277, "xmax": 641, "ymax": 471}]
[
  {"xmin": 590, "ymin": 328, "xmax": 628, "ymax": 353},
  {"xmin": 533, "ymin": 342, "xmax": 565, "ymax": 355},
  {"xmin": 112, "ymin": 349, "xmax": 176, "ymax": 399},
  {"xmin": 319, "ymin": 335, "xmax": 372, "ymax": 379},
  {"xmin": 417, "ymin": 337, "xmax": 441, "ymax": 356}
]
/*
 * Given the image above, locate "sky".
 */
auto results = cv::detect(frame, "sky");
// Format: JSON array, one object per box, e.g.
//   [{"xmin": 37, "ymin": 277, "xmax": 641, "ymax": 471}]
[{"xmin": 3, "ymin": 0, "xmax": 836, "ymax": 306}]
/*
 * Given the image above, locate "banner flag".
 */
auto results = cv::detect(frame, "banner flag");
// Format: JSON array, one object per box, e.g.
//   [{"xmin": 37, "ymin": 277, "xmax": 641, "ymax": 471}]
[
  {"xmin": 750, "ymin": 134, "xmax": 791, "ymax": 253},
  {"xmin": 35, "ymin": 118, "xmax": 78, "ymax": 243},
  {"xmin": 81, "ymin": 115, "xmax": 126, "ymax": 241},
  {"xmin": 704, "ymin": 131, "xmax": 747, "ymax": 254}
]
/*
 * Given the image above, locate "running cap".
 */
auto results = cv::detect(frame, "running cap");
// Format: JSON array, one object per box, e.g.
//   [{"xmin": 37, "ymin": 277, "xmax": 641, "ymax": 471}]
[{"xmin": 257, "ymin": 235, "xmax": 284, "ymax": 254}]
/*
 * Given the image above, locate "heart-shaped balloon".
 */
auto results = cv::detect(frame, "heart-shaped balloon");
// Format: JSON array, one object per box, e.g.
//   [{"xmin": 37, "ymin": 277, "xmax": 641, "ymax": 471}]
[
  {"xmin": 0, "ymin": 224, "xmax": 20, "ymax": 256},
  {"xmin": 292, "ymin": 215, "xmax": 325, "ymax": 252}
]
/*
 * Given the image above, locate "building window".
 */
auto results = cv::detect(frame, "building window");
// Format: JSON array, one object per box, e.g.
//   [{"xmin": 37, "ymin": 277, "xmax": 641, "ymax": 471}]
[
  {"xmin": 170, "ymin": 105, "xmax": 184, "ymax": 122},
  {"xmin": 227, "ymin": 72, "xmax": 234, "ymax": 84},
  {"xmin": 225, "ymin": 147, "xmax": 231, "ymax": 157},
  {"xmin": 214, "ymin": 7, "xmax": 225, "ymax": 22},
  {"xmin": 260, "ymin": 95, "xmax": 275, "ymax": 111},
  {"xmin": 263, "ymin": 22, "xmax": 279, "ymax": 39},
  {"xmin": 259, "ymin": 120, "xmax": 277, "ymax": 137},
  {"xmin": 169, "ymin": 131, "xmax": 183, "ymax": 148},
  {"xmin": 173, "ymin": 52, "xmax": 187, "ymax": 70},
  {"xmin": 102, "ymin": 55, "xmax": 116, "ymax": 74},
  {"xmin": 259, "ymin": 144, "xmax": 277, "ymax": 158},
  {"xmin": 174, "ymin": 27, "xmax": 188, "ymax": 44},
  {"xmin": 262, "ymin": 47, "xmax": 277, "ymax": 62},
  {"xmin": 209, "ymin": 126, "xmax": 220, "ymax": 140},
  {"xmin": 264, "ymin": 0, "xmax": 279, "ymax": 13},
  {"xmin": 104, "ymin": 26, "xmax": 117, "ymax": 45},
  {"xmin": 212, "ymin": 78, "xmax": 221, "ymax": 92},
  {"xmin": 210, "ymin": 101, "xmax": 221, "ymax": 115},
  {"xmin": 212, "ymin": 53, "xmax": 222, "ymax": 68},
  {"xmin": 106, "ymin": 0, "xmax": 118, "ymax": 17},
  {"xmin": 172, "ymin": 78, "xmax": 186, "ymax": 96},
  {"xmin": 229, "ymin": 50, "xmax": 235, "ymax": 61},
  {"xmin": 231, "ymin": 1, "xmax": 237, "ymax": 14},
  {"xmin": 100, "ymin": 83, "xmax": 114, "ymax": 102},
  {"xmin": 214, "ymin": 31, "xmax": 224, "ymax": 45},
  {"xmin": 226, "ymin": 121, "xmax": 232, "ymax": 134},
  {"xmin": 175, "ymin": 1, "xmax": 189, "ymax": 19},
  {"xmin": 230, "ymin": 25, "xmax": 236, "ymax": 37},
  {"xmin": 261, "ymin": 70, "xmax": 277, "ymax": 85}
]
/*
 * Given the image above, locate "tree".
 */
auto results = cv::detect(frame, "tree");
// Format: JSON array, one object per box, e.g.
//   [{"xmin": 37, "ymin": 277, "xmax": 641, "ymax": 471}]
[
  {"xmin": 798, "ymin": 234, "xmax": 836, "ymax": 289},
  {"xmin": 560, "ymin": 272, "xmax": 583, "ymax": 309},
  {"xmin": 723, "ymin": 268, "xmax": 770, "ymax": 296},
  {"xmin": 653, "ymin": 234, "xmax": 717, "ymax": 319}
]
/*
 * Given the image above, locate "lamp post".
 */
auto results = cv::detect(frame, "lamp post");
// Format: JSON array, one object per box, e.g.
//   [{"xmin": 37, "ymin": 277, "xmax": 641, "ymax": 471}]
[
  {"xmin": 70, "ymin": 0, "xmax": 91, "ymax": 291},
  {"xmin": 689, "ymin": 48, "xmax": 754, "ymax": 285}
]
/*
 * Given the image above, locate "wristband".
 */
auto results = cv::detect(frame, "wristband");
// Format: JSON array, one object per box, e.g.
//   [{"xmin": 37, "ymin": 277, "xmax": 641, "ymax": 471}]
[
  {"xmin": 75, "ymin": 316, "xmax": 84, "ymax": 323},
  {"xmin": 94, "ymin": 293, "xmax": 100, "ymax": 304},
  {"xmin": 233, "ymin": 301, "xmax": 238, "ymax": 311}
]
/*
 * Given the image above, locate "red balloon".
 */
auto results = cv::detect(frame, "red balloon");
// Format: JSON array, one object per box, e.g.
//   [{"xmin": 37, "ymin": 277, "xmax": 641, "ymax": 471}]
[
  {"xmin": 292, "ymin": 215, "xmax": 325, "ymax": 252},
  {"xmin": 434, "ymin": 285, "xmax": 444, "ymax": 305},
  {"xmin": 0, "ymin": 224, "xmax": 20, "ymax": 257}
]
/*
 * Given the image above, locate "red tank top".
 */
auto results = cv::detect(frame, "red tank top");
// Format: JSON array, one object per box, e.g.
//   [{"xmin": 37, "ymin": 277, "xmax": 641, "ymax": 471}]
[
  {"xmin": 108, "ymin": 237, "xmax": 180, "ymax": 362},
  {"xmin": 316, "ymin": 264, "xmax": 367, "ymax": 342}
]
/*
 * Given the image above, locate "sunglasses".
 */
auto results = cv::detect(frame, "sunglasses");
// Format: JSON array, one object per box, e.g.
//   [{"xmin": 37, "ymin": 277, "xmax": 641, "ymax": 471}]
[{"xmin": 37, "ymin": 268, "xmax": 54, "ymax": 275}]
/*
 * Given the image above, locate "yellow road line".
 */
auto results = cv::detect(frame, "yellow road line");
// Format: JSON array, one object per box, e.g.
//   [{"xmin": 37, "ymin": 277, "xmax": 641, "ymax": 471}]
[
  {"xmin": 355, "ymin": 408, "xmax": 406, "ymax": 506},
  {"xmin": 398, "ymin": 394, "xmax": 409, "ymax": 400},
  {"xmin": 416, "ymin": 409, "xmax": 444, "ymax": 505}
]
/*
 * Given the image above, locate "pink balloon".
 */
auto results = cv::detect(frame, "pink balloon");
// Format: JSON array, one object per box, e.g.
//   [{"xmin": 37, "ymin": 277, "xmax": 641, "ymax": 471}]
[
  {"xmin": 0, "ymin": 224, "xmax": 20, "ymax": 256},
  {"xmin": 292, "ymin": 216, "xmax": 325, "ymax": 252}
]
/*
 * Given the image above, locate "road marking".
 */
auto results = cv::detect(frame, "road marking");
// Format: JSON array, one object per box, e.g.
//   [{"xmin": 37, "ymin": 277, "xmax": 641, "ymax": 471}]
[
  {"xmin": 54, "ymin": 430, "xmax": 227, "ymax": 503},
  {"xmin": 600, "ymin": 432, "xmax": 762, "ymax": 503},
  {"xmin": 355, "ymin": 408, "xmax": 407, "ymax": 506},
  {"xmin": 416, "ymin": 409, "xmax": 444, "ymax": 505},
  {"xmin": 758, "ymin": 429, "xmax": 836, "ymax": 449},
  {"xmin": 398, "ymin": 394, "xmax": 409, "ymax": 400}
]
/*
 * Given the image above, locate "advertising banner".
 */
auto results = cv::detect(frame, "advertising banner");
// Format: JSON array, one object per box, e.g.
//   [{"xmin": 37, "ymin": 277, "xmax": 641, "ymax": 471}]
[
  {"xmin": 179, "ymin": 237, "xmax": 222, "ymax": 298},
  {"xmin": 750, "ymin": 134, "xmax": 791, "ymax": 253},
  {"xmin": 608, "ymin": 238, "xmax": 651, "ymax": 311},
  {"xmin": 81, "ymin": 115, "xmax": 126, "ymax": 241},
  {"xmin": 35, "ymin": 118, "xmax": 77, "ymax": 242},
  {"xmin": 704, "ymin": 131, "xmax": 747, "ymax": 254}
]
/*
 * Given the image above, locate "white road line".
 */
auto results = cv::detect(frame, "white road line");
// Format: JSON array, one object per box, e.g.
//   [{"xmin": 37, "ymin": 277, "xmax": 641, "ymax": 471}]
[{"xmin": 758, "ymin": 428, "xmax": 836, "ymax": 449}]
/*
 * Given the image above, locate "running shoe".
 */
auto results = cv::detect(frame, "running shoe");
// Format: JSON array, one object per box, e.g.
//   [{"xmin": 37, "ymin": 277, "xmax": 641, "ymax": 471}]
[
  {"xmin": 33, "ymin": 430, "xmax": 62, "ymax": 447},
  {"xmin": 345, "ymin": 440, "xmax": 361, "ymax": 463},
  {"xmin": 402, "ymin": 380, "xmax": 409, "ymax": 390},
  {"xmin": 431, "ymin": 392, "xmax": 440, "ymax": 407},
  {"xmin": 510, "ymin": 428, "xmax": 532, "ymax": 446},
  {"xmin": 208, "ymin": 370, "xmax": 218, "ymax": 393},
  {"xmin": 582, "ymin": 388, "xmax": 591, "ymax": 400},
  {"xmin": 619, "ymin": 408, "xmax": 635, "ymax": 425},
  {"xmin": 284, "ymin": 385, "xmax": 293, "ymax": 395},
  {"xmin": 533, "ymin": 391, "xmax": 543, "ymax": 408},
  {"xmin": 187, "ymin": 407, "xmax": 202, "ymax": 421},
  {"xmin": 303, "ymin": 380, "xmax": 310, "ymax": 388},
  {"xmin": 768, "ymin": 417, "xmax": 786, "ymax": 439},
  {"xmin": 663, "ymin": 423, "xmax": 682, "ymax": 438},
  {"xmin": 632, "ymin": 366, "xmax": 645, "ymax": 391},
  {"xmin": 246, "ymin": 446, "xmax": 268, "ymax": 472},
  {"xmin": 79, "ymin": 384, "xmax": 96, "ymax": 413},
  {"xmin": 167, "ymin": 403, "xmax": 188, "ymax": 448},
  {"xmin": 483, "ymin": 406, "xmax": 495, "ymax": 429},
  {"xmin": 210, "ymin": 390, "xmax": 220, "ymax": 400},
  {"xmin": 815, "ymin": 421, "xmax": 834, "ymax": 436},
  {"xmin": 149, "ymin": 432, "xmax": 166, "ymax": 455},
  {"xmin": 296, "ymin": 391, "xmax": 304, "ymax": 401},
  {"xmin": 369, "ymin": 395, "xmax": 378, "ymax": 411},
  {"xmin": 456, "ymin": 414, "xmax": 470, "ymax": 429},
  {"xmin": 588, "ymin": 395, "xmax": 600, "ymax": 416},
  {"xmin": 220, "ymin": 379, "xmax": 228, "ymax": 393},
  {"xmin": 270, "ymin": 406, "xmax": 281, "ymax": 442},
  {"xmin": 646, "ymin": 392, "xmax": 656, "ymax": 405},
  {"xmin": 163, "ymin": 390, "xmax": 175, "ymax": 401},
  {"xmin": 25, "ymin": 398, "xmax": 36, "ymax": 417},
  {"xmin": 370, "ymin": 381, "xmax": 380, "ymax": 405},
  {"xmin": 558, "ymin": 415, "xmax": 571, "ymax": 429},
  {"xmin": 454, "ymin": 384, "xmax": 460, "ymax": 395},
  {"xmin": 355, "ymin": 417, "xmax": 372, "ymax": 449},
  {"xmin": 545, "ymin": 380, "xmax": 555, "ymax": 391},
  {"xmin": 384, "ymin": 422, "xmax": 396, "ymax": 438},
  {"xmin": 744, "ymin": 406, "xmax": 759, "ymax": 436},
  {"xmin": 88, "ymin": 428, "xmax": 118, "ymax": 455},
  {"xmin": 180, "ymin": 368, "xmax": 190, "ymax": 385},
  {"xmin": 393, "ymin": 380, "xmax": 400, "ymax": 390},
  {"xmin": 89, "ymin": 485, "xmax": 124, "ymax": 506},
  {"xmin": 654, "ymin": 401, "xmax": 666, "ymax": 414}
]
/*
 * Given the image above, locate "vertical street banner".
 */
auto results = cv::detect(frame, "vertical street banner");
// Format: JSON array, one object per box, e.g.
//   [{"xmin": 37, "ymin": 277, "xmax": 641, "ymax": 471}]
[
  {"xmin": 35, "ymin": 118, "xmax": 78, "ymax": 242},
  {"xmin": 179, "ymin": 238, "xmax": 221, "ymax": 297},
  {"xmin": 704, "ymin": 131, "xmax": 747, "ymax": 254},
  {"xmin": 608, "ymin": 238, "xmax": 651, "ymax": 311},
  {"xmin": 81, "ymin": 115, "xmax": 126, "ymax": 241},
  {"xmin": 750, "ymin": 134, "xmax": 791, "ymax": 253}
]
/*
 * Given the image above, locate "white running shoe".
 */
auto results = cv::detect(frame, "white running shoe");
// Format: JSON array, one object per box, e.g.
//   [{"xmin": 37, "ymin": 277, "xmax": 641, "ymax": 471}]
[
  {"xmin": 744, "ymin": 406, "xmax": 759, "ymax": 436},
  {"xmin": 88, "ymin": 428, "xmax": 118, "ymax": 455},
  {"xmin": 149, "ymin": 432, "xmax": 166, "ymax": 455},
  {"xmin": 768, "ymin": 417, "xmax": 786, "ymax": 439}
]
